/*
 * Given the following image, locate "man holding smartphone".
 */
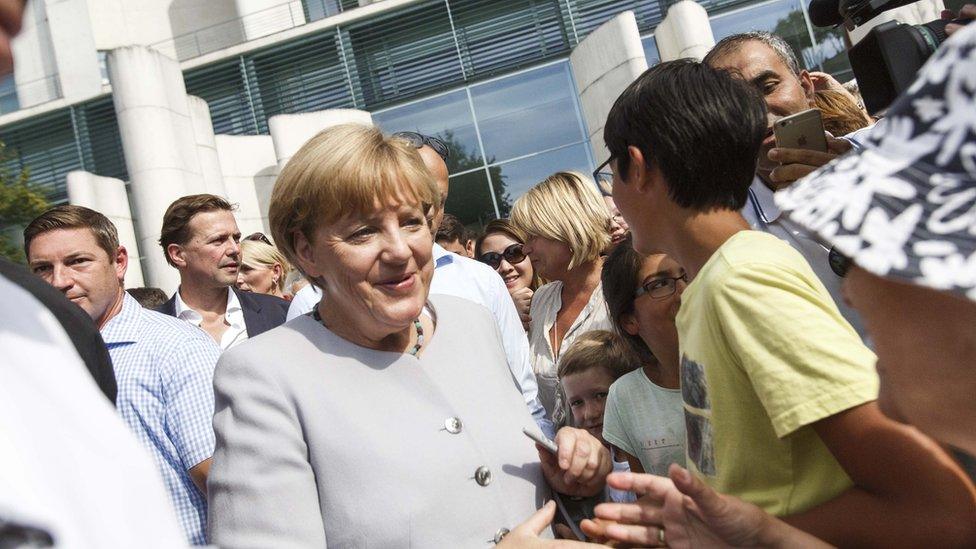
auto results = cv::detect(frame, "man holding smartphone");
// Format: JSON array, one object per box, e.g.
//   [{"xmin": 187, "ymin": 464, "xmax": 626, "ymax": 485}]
[{"xmin": 703, "ymin": 31, "xmax": 866, "ymax": 336}]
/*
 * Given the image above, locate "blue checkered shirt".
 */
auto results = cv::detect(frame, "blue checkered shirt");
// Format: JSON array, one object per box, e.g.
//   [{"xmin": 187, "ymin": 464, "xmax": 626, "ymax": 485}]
[{"xmin": 101, "ymin": 293, "xmax": 221, "ymax": 545}]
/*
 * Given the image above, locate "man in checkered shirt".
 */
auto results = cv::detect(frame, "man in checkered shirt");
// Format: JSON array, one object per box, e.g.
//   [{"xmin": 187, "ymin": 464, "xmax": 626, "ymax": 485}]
[{"xmin": 24, "ymin": 205, "xmax": 220, "ymax": 546}]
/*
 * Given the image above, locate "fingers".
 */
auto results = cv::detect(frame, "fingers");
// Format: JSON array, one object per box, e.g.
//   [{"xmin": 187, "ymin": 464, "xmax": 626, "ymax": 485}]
[
  {"xmin": 767, "ymin": 147, "xmax": 835, "ymax": 167},
  {"xmin": 826, "ymin": 135, "xmax": 853, "ymax": 155},
  {"xmin": 669, "ymin": 464, "xmax": 720, "ymax": 514},
  {"xmin": 554, "ymin": 427, "xmax": 578, "ymax": 471},
  {"xmin": 512, "ymin": 500, "xmax": 557, "ymax": 536},
  {"xmin": 593, "ymin": 501, "xmax": 663, "ymax": 524},
  {"xmin": 603, "ymin": 523, "xmax": 668, "ymax": 547},
  {"xmin": 603, "ymin": 472, "xmax": 674, "ymax": 502},
  {"xmin": 0, "ymin": 0, "xmax": 24, "ymax": 39}
]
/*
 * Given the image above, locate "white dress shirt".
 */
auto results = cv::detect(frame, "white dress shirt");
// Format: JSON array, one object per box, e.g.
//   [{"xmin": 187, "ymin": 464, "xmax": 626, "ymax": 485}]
[
  {"xmin": 175, "ymin": 287, "xmax": 249, "ymax": 351},
  {"xmin": 0, "ymin": 271, "xmax": 188, "ymax": 548},
  {"xmin": 742, "ymin": 178, "xmax": 866, "ymax": 337},
  {"xmin": 284, "ymin": 244, "xmax": 553, "ymax": 436}
]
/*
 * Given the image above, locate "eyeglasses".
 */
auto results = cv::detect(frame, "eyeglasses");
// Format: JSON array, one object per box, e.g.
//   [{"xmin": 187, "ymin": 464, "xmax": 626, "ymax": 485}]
[
  {"xmin": 593, "ymin": 156, "xmax": 615, "ymax": 190},
  {"xmin": 393, "ymin": 131, "xmax": 450, "ymax": 161},
  {"xmin": 634, "ymin": 272, "xmax": 689, "ymax": 300},
  {"xmin": 828, "ymin": 247, "xmax": 852, "ymax": 277},
  {"xmin": 244, "ymin": 232, "xmax": 272, "ymax": 246},
  {"xmin": 478, "ymin": 243, "xmax": 527, "ymax": 270}
]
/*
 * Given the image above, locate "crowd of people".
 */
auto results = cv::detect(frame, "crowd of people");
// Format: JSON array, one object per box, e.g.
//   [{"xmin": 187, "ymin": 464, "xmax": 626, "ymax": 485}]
[{"xmin": 3, "ymin": 0, "xmax": 976, "ymax": 544}]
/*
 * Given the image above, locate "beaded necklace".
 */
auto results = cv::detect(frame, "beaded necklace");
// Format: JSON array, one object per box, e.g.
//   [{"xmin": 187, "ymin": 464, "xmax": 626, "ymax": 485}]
[{"xmin": 312, "ymin": 308, "xmax": 424, "ymax": 356}]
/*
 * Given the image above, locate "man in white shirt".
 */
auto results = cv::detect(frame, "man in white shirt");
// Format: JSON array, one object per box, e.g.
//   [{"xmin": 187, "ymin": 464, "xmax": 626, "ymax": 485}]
[
  {"xmin": 703, "ymin": 32, "xmax": 865, "ymax": 335},
  {"xmin": 158, "ymin": 194, "xmax": 289, "ymax": 350}
]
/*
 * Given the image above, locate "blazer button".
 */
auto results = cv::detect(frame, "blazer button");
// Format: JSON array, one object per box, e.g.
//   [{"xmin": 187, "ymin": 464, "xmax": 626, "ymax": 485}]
[
  {"xmin": 493, "ymin": 527, "xmax": 510, "ymax": 544},
  {"xmin": 475, "ymin": 465, "xmax": 493, "ymax": 487},
  {"xmin": 445, "ymin": 417, "xmax": 463, "ymax": 434}
]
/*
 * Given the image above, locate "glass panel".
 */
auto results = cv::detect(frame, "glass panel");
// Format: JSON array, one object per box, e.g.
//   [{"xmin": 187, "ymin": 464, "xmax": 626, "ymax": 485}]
[
  {"xmin": 445, "ymin": 169, "xmax": 498, "ymax": 228},
  {"xmin": 0, "ymin": 74, "xmax": 18, "ymax": 115},
  {"xmin": 568, "ymin": 0, "xmax": 663, "ymax": 36},
  {"xmin": 642, "ymin": 35, "xmax": 660, "ymax": 66},
  {"xmin": 815, "ymin": 27, "xmax": 854, "ymax": 82},
  {"xmin": 489, "ymin": 143, "xmax": 592, "ymax": 218},
  {"xmin": 470, "ymin": 62, "xmax": 584, "ymax": 164},
  {"xmin": 372, "ymin": 90, "xmax": 484, "ymax": 172},
  {"xmin": 710, "ymin": 0, "xmax": 816, "ymax": 70}
]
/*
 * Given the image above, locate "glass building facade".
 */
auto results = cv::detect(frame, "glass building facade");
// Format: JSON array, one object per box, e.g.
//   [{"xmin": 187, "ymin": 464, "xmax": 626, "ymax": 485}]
[{"xmin": 0, "ymin": 0, "xmax": 853, "ymax": 225}]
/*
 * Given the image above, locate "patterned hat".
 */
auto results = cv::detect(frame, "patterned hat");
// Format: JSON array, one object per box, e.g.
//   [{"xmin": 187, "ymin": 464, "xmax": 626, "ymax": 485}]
[{"xmin": 775, "ymin": 23, "xmax": 976, "ymax": 301}]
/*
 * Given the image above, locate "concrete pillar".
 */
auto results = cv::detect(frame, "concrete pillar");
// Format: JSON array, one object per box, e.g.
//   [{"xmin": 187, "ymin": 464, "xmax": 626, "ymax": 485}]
[
  {"xmin": 234, "ymin": 0, "xmax": 307, "ymax": 41},
  {"xmin": 188, "ymin": 95, "xmax": 227, "ymax": 197},
  {"xmin": 66, "ymin": 171, "xmax": 146, "ymax": 288},
  {"xmin": 215, "ymin": 134, "xmax": 277, "ymax": 237},
  {"xmin": 655, "ymin": 1, "xmax": 715, "ymax": 62},
  {"xmin": 569, "ymin": 11, "xmax": 648, "ymax": 165},
  {"xmin": 11, "ymin": 0, "xmax": 60, "ymax": 107},
  {"xmin": 849, "ymin": 0, "xmax": 945, "ymax": 44},
  {"xmin": 108, "ymin": 46, "xmax": 205, "ymax": 293},
  {"xmin": 268, "ymin": 109, "xmax": 373, "ymax": 171},
  {"xmin": 44, "ymin": 0, "xmax": 103, "ymax": 102}
]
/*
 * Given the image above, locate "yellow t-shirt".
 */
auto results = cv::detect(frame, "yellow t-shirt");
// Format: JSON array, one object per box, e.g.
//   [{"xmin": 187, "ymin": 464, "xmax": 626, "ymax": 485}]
[{"xmin": 676, "ymin": 230, "xmax": 878, "ymax": 517}]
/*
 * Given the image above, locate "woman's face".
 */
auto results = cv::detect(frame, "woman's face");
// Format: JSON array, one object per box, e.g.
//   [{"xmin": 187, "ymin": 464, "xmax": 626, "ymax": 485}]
[
  {"xmin": 844, "ymin": 266, "xmax": 976, "ymax": 455},
  {"xmin": 236, "ymin": 262, "xmax": 280, "ymax": 296},
  {"xmin": 524, "ymin": 234, "xmax": 573, "ymax": 282},
  {"xmin": 604, "ymin": 196, "xmax": 629, "ymax": 248},
  {"xmin": 295, "ymin": 202, "xmax": 434, "ymax": 341},
  {"xmin": 623, "ymin": 254, "xmax": 685, "ymax": 364},
  {"xmin": 561, "ymin": 367, "xmax": 616, "ymax": 445},
  {"xmin": 480, "ymin": 232, "xmax": 533, "ymax": 291}
]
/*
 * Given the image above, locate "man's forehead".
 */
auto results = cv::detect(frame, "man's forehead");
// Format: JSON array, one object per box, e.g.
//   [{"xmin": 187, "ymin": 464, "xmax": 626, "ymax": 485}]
[
  {"xmin": 709, "ymin": 40, "xmax": 790, "ymax": 80},
  {"xmin": 188, "ymin": 209, "xmax": 239, "ymax": 237},
  {"xmin": 29, "ymin": 227, "xmax": 101, "ymax": 258}
]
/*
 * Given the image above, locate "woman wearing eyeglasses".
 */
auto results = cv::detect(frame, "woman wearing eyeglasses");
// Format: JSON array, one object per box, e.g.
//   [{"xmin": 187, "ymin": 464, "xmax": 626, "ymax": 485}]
[
  {"xmin": 511, "ymin": 171, "xmax": 614, "ymax": 419},
  {"xmin": 475, "ymin": 219, "xmax": 541, "ymax": 331},
  {"xmin": 599, "ymin": 236, "xmax": 687, "ymax": 478}
]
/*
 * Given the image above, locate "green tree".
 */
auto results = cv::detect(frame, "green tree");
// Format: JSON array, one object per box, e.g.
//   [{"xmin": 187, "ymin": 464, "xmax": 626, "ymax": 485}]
[
  {"xmin": 0, "ymin": 142, "xmax": 49, "ymax": 264},
  {"xmin": 437, "ymin": 129, "xmax": 510, "ymax": 229}
]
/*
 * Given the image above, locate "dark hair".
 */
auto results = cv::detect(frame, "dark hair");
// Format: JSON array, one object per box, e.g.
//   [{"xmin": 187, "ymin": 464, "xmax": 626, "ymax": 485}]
[
  {"xmin": 475, "ymin": 218, "xmax": 542, "ymax": 290},
  {"xmin": 703, "ymin": 31, "xmax": 802, "ymax": 76},
  {"xmin": 601, "ymin": 236, "xmax": 655, "ymax": 364},
  {"xmin": 126, "ymin": 287, "xmax": 168, "ymax": 309},
  {"xmin": 603, "ymin": 59, "xmax": 767, "ymax": 211},
  {"xmin": 435, "ymin": 213, "xmax": 467, "ymax": 245},
  {"xmin": 159, "ymin": 194, "xmax": 234, "ymax": 267},
  {"xmin": 25, "ymin": 205, "xmax": 120, "ymax": 261}
]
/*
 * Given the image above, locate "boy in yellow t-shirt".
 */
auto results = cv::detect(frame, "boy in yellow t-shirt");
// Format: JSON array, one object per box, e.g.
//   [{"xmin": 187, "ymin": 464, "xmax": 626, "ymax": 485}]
[{"xmin": 597, "ymin": 59, "xmax": 975, "ymax": 546}]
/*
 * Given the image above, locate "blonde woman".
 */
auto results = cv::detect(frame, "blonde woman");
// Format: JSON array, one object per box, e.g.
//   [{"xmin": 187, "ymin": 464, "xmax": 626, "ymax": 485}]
[
  {"xmin": 511, "ymin": 171, "xmax": 614, "ymax": 417},
  {"xmin": 236, "ymin": 239, "xmax": 291, "ymax": 299}
]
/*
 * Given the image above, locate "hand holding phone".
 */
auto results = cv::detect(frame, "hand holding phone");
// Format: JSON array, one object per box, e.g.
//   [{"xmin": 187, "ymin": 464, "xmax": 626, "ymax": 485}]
[
  {"xmin": 523, "ymin": 427, "xmax": 558, "ymax": 454},
  {"xmin": 773, "ymin": 108, "xmax": 828, "ymax": 153}
]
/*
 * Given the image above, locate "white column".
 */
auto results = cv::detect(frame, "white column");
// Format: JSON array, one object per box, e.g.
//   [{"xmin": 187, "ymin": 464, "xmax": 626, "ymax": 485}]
[
  {"xmin": 66, "ymin": 171, "xmax": 146, "ymax": 288},
  {"xmin": 188, "ymin": 95, "xmax": 227, "ymax": 197},
  {"xmin": 655, "ymin": 1, "xmax": 715, "ymax": 62},
  {"xmin": 234, "ymin": 0, "xmax": 307, "ymax": 41},
  {"xmin": 108, "ymin": 46, "xmax": 205, "ymax": 294},
  {"xmin": 215, "ymin": 134, "xmax": 277, "ymax": 237},
  {"xmin": 569, "ymin": 11, "xmax": 648, "ymax": 165},
  {"xmin": 44, "ymin": 0, "xmax": 103, "ymax": 102},
  {"xmin": 268, "ymin": 109, "xmax": 373, "ymax": 171},
  {"xmin": 11, "ymin": 0, "xmax": 60, "ymax": 107}
]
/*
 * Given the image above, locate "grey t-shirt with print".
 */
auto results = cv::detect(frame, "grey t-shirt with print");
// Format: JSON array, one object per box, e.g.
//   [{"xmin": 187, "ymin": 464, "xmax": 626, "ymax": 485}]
[{"xmin": 603, "ymin": 368, "xmax": 687, "ymax": 476}]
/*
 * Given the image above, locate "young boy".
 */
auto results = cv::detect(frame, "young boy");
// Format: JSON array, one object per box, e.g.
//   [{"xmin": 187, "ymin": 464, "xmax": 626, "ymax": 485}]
[{"xmin": 598, "ymin": 59, "xmax": 975, "ymax": 546}]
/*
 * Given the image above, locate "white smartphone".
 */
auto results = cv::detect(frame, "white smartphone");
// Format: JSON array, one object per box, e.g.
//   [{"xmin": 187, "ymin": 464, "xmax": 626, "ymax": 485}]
[
  {"xmin": 773, "ymin": 108, "xmax": 828, "ymax": 153},
  {"xmin": 523, "ymin": 427, "xmax": 558, "ymax": 454}
]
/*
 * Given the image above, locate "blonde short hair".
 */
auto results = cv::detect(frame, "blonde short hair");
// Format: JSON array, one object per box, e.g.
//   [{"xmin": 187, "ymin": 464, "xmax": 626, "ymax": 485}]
[
  {"xmin": 269, "ymin": 124, "xmax": 439, "ymax": 282},
  {"xmin": 510, "ymin": 171, "xmax": 610, "ymax": 270},
  {"xmin": 240, "ymin": 239, "xmax": 291, "ymax": 293}
]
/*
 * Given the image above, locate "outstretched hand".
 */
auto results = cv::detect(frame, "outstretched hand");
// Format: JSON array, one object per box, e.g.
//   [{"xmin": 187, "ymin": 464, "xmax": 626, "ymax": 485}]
[
  {"xmin": 498, "ymin": 501, "xmax": 608, "ymax": 548},
  {"xmin": 768, "ymin": 134, "xmax": 852, "ymax": 190}
]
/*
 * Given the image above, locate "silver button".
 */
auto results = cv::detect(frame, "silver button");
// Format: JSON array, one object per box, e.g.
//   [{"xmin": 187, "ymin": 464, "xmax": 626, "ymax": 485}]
[
  {"xmin": 493, "ymin": 527, "xmax": 510, "ymax": 544},
  {"xmin": 445, "ymin": 417, "xmax": 462, "ymax": 434},
  {"xmin": 475, "ymin": 465, "xmax": 492, "ymax": 487}
]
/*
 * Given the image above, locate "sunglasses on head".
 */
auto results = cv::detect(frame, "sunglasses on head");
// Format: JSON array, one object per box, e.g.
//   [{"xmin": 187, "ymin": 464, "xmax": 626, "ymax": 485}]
[
  {"xmin": 478, "ymin": 243, "xmax": 527, "ymax": 270},
  {"xmin": 393, "ymin": 131, "xmax": 450, "ymax": 162},
  {"xmin": 244, "ymin": 232, "xmax": 272, "ymax": 246}
]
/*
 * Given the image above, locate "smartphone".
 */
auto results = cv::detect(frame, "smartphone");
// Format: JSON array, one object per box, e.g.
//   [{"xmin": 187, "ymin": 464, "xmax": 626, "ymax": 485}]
[
  {"xmin": 773, "ymin": 108, "xmax": 828, "ymax": 153},
  {"xmin": 523, "ymin": 427, "xmax": 558, "ymax": 454}
]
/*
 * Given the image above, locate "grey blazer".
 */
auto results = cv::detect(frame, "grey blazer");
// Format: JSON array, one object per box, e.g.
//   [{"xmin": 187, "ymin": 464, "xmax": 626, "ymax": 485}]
[{"xmin": 208, "ymin": 295, "xmax": 547, "ymax": 548}]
